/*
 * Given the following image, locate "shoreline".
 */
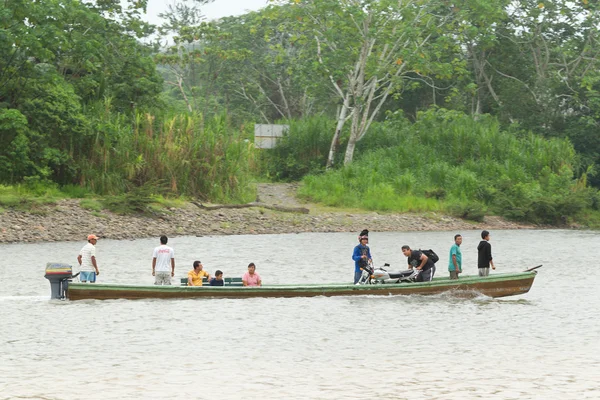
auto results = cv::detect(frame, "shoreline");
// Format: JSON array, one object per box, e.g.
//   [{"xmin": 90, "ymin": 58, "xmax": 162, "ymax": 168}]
[{"xmin": 0, "ymin": 198, "xmax": 541, "ymax": 244}]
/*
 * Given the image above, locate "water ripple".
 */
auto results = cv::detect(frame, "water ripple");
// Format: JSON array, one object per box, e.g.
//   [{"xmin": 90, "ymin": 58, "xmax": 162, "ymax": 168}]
[{"xmin": 0, "ymin": 230, "xmax": 599, "ymax": 398}]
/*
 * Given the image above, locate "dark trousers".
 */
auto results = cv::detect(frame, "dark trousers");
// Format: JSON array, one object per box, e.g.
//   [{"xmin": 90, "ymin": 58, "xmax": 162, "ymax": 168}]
[{"xmin": 417, "ymin": 266, "xmax": 435, "ymax": 282}]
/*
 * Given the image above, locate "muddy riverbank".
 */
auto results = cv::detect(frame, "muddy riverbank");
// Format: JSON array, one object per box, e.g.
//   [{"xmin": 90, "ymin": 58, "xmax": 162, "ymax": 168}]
[{"xmin": 0, "ymin": 184, "xmax": 538, "ymax": 243}]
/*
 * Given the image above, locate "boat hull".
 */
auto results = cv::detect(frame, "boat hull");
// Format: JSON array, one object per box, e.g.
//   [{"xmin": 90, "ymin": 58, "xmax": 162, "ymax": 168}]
[{"xmin": 67, "ymin": 272, "xmax": 537, "ymax": 301}]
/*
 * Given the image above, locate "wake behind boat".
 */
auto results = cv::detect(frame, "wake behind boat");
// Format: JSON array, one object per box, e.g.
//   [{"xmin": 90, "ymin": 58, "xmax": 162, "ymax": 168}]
[{"xmin": 53, "ymin": 269, "xmax": 539, "ymax": 301}]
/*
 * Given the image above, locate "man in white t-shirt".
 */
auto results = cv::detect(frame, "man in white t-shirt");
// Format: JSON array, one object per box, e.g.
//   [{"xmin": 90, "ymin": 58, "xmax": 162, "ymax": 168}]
[
  {"xmin": 77, "ymin": 234, "xmax": 100, "ymax": 283},
  {"xmin": 152, "ymin": 235, "xmax": 175, "ymax": 285}
]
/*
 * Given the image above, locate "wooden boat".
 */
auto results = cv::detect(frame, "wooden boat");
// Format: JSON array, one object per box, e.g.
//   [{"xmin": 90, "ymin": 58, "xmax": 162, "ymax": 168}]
[{"xmin": 66, "ymin": 270, "xmax": 539, "ymax": 301}]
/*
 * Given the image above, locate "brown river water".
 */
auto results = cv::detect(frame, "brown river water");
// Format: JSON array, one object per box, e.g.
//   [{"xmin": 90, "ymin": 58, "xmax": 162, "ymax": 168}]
[{"xmin": 0, "ymin": 230, "xmax": 598, "ymax": 399}]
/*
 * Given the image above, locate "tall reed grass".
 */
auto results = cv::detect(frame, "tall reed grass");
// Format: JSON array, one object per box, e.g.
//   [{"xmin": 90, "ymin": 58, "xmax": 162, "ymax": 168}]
[{"xmin": 78, "ymin": 100, "xmax": 258, "ymax": 203}]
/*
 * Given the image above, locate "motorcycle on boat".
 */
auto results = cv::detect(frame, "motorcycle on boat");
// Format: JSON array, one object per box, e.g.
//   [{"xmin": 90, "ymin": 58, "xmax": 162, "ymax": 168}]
[{"xmin": 356, "ymin": 262, "xmax": 419, "ymax": 285}]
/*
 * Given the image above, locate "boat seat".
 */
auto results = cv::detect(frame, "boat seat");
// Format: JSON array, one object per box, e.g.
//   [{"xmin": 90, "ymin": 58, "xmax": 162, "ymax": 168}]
[{"xmin": 180, "ymin": 277, "xmax": 244, "ymax": 286}]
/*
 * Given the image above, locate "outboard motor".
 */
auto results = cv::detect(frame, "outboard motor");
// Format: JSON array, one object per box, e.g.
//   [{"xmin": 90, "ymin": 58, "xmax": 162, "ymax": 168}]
[{"xmin": 44, "ymin": 263, "xmax": 75, "ymax": 299}]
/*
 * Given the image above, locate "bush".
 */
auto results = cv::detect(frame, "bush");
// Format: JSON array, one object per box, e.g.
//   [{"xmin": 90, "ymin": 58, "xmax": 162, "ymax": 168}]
[
  {"xmin": 80, "ymin": 199, "xmax": 103, "ymax": 212},
  {"xmin": 298, "ymin": 109, "xmax": 596, "ymax": 224},
  {"xmin": 446, "ymin": 201, "xmax": 486, "ymax": 222},
  {"xmin": 61, "ymin": 184, "xmax": 91, "ymax": 198},
  {"xmin": 0, "ymin": 184, "xmax": 60, "ymax": 209},
  {"xmin": 101, "ymin": 182, "xmax": 162, "ymax": 215},
  {"xmin": 79, "ymin": 110, "xmax": 257, "ymax": 203},
  {"xmin": 262, "ymin": 116, "xmax": 344, "ymax": 181}
]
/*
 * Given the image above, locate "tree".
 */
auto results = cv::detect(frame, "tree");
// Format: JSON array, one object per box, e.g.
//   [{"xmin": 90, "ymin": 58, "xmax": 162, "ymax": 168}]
[
  {"xmin": 0, "ymin": 109, "xmax": 36, "ymax": 183},
  {"xmin": 467, "ymin": 0, "xmax": 600, "ymax": 183},
  {"xmin": 271, "ymin": 0, "xmax": 463, "ymax": 166},
  {"xmin": 216, "ymin": 7, "xmax": 331, "ymax": 122},
  {"xmin": 156, "ymin": 4, "xmax": 329, "ymax": 122},
  {"xmin": 0, "ymin": 0, "xmax": 163, "ymax": 185},
  {"xmin": 154, "ymin": 0, "xmax": 215, "ymax": 113}
]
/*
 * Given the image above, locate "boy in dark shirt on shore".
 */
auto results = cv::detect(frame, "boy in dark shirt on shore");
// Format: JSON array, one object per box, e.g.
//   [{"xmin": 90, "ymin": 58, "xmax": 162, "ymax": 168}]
[{"xmin": 209, "ymin": 270, "xmax": 224, "ymax": 286}]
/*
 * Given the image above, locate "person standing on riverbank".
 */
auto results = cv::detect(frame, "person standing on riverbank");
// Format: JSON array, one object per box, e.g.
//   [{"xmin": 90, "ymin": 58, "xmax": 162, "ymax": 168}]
[
  {"xmin": 448, "ymin": 234, "xmax": 462, "ymax": 279},
  {"xmin": 243, "ymin": 263, "xmax": 262, "ymax": 286},
  {"xmin": 77, "ymin": 234, "xmax": 100, "ymax": 283},
  {"xmin": 152, "ymin": 235, "xmax": 175, "ymax": 285},
  {"xmin": 477, "ymin": 230, "xmax": 495, "ymax": 276},
  {"xmin": 352, "ymin": 229, "xmax": 372, "ymax": 284}
]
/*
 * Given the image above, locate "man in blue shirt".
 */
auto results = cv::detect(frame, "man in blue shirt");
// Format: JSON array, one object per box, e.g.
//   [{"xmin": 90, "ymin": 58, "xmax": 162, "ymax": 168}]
[
  {"xmin": 352, "ymin": 229, "xmax": 372, "ymax": 284},
  {"xmin": 448, "ymin": 234, "xmax": 462, "ymax": 279}
]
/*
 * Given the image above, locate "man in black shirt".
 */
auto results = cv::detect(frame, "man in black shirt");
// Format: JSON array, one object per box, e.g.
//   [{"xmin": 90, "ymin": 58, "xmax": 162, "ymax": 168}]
[
  {"xmin": 477, "ymin": 230, "xmax": 496, "ymax": 276},
  {"xmin": 401, "ymin": 245, "xmax": 436, "ymax": 282}
]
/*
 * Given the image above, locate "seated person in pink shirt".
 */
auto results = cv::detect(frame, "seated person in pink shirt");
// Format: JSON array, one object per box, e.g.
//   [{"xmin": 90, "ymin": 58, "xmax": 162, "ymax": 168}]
[{"xmin": 242, "ymin": 262, "xmax": 262, "ymax": 287}]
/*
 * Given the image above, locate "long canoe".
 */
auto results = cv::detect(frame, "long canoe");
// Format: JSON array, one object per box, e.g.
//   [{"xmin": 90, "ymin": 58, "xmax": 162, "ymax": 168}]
[{"xmin": 67, "ymin": 271, "xmax": 538, "ymax": 301}]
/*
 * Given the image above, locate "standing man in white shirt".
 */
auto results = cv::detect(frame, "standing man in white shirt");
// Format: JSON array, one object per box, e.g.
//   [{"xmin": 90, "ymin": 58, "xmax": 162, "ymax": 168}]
[
  {"xmin": 77, "ymin": 234, "xmax": 100, "ymax": 283},
  {"xmin": 152, "ymin": 235, "xmax": 175, "ymax": 285}
]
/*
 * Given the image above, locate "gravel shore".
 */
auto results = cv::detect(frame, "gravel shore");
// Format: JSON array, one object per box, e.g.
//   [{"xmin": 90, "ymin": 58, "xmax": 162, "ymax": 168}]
[{"xmin": 0, "ymin": 183, "xmax": 537, "ymax": 243}]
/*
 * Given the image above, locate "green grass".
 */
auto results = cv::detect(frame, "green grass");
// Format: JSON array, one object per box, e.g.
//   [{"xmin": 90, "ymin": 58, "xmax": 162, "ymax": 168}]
[
  {"xmin": 77, "ymin": 103, "xmax": 259, "ymax": 203},
  {"xmin": 261, "ymin": 116, "xmax": 339, "ymax": 181},
  {"xmin": 0, "ymin": 183, "xmax": 197, "ymax": 217},
  {"xmin": 61, "ymin": 184, "xmax": 92, "ymax": 198},
  {"xmin": 297, "ymin": 109, "xmax": 597, "ymax": 225},
  {"xmin": 0, "ymin": 185, "xmax": 59, "ymax": 211},
  {"xmin": 0, "ymin": 192, "xmax": 20, "ymax": 207},
  {"xmin": 80, "ymin": 199, "xmax": 103, "ymax": 212},
  {"xmin": 574, "ymin": 210, "xmax": 600, "ymax": 228},
  {"xmin": 152, "ymin": 196, "xmax": 188, "ymax": 209},
  {"xmin": 97, "ymin": 183, "xmax": 192, "ymax": 216}
]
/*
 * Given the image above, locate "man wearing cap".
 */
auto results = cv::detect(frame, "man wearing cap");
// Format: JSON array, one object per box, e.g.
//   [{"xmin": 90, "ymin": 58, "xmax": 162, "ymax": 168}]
[
  {"xmin": 352, "ymin": 229, "xmax": 372, "ymax": 284},
  {"xmin": 152, "ymin": 235, "xmax": 175, "ymax": 285},
  {"xmin": 77, "ymin": 234, "xmax": 100, "ymax": 283}
]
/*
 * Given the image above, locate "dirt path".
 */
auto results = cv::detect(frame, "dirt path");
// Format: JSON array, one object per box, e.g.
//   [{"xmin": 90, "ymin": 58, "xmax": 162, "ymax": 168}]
[{"xmin": 256, "ymin": 183, "xmax": 304, "ymax": 208}]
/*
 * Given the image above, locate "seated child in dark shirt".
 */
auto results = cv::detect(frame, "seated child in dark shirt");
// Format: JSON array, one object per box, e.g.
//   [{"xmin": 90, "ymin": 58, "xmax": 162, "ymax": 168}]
[{"xmin": 209, "ymin": 270, "xmax": 224, "ymax": 286}]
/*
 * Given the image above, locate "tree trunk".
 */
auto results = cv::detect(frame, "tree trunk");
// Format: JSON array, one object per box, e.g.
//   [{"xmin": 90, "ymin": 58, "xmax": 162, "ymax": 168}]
[
  {"xmin": 344, "ymin": 132, "xmax": 358, "ymax": 165},
  {"xmin": 176, "ymin": 76, "xmax": 193, "ymax": 113},
  {"xmin": 344, "ymin": 109, "xmax": 362, "ymax": 165},
  {"xmin": 326, "ymin": 96, "xmax": 351, "ymax": 169}
]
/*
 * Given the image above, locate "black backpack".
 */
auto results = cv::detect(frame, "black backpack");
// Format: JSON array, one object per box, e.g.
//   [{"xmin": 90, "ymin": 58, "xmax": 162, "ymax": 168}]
[{"xmin": 420, "ymin": 249, "xmax": 439, "ymax": 264}]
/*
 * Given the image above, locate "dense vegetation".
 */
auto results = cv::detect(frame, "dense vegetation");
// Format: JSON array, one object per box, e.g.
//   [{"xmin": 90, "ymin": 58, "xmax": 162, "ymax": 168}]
[
  {"xmin": 2, "ymin": 0, "xmax": 600, "ymax": 225},
  {"xmin": 0, "ymin": 0, "xmax": 255, "ymax": 202},
  {"xmin": 80, "ymin": 104, "xmax": 256, "ymax": 202},
  {"xmin": 297, "ymin": 109, "xmax": 597, "ymax": 225}
]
